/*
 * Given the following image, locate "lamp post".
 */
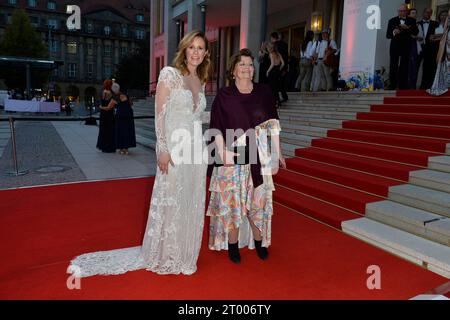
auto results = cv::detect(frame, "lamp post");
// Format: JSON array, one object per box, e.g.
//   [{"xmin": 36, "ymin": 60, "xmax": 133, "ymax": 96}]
[{"xmin": 311, "ymin": 11, "xmax": 323, "ymax": 34}]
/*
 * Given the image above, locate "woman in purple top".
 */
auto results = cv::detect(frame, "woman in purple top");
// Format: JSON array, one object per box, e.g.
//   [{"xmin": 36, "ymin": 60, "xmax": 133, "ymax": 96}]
[{"xmin": 207, "ymin": 48, "xmax": 286, "ymax": 264}]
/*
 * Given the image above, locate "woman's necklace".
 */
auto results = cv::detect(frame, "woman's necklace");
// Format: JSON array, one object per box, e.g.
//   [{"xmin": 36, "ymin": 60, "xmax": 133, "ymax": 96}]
[{"xmin": 236, "ymin": 82, "xmax": 253, "ymax": 94}]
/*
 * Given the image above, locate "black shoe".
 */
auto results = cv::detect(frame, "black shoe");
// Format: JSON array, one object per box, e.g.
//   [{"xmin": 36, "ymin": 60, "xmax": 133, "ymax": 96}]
[
  {"xmin": 254, "ymin": 240, "xmax": 268, "ymax": 260},
  {"xmin": 228, "ymin": 242, "xmax": 241, "ymax": 264}
]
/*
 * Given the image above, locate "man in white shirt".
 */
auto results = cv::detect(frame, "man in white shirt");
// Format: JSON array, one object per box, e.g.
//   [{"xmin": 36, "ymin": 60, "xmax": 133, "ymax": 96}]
[{"xmin": 312, "ymin": 28, "xmax": 338, "ymax": 91}]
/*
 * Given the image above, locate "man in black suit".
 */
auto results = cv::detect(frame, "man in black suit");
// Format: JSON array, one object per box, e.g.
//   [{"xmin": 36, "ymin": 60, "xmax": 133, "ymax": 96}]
[
  {"xmin": 271, "ymin": 32, "xmax": 289, "ymax": 103},
  {"xmin": 386, "ymin": 4, "xmax": 419, "ymax": 90},
  {"xmin": 417, "ymin": 8, "xmax": 440, "ymax": 89}
]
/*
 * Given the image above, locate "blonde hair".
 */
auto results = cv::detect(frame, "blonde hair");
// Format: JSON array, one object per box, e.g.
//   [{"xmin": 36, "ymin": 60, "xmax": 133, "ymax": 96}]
[
  {"xmin": 172, "ymin": 30, "xmax": 212, "ymax": 84},
  {"xmin": 111, "ymin": 82, "xmax": 120, "ymax": 94}
]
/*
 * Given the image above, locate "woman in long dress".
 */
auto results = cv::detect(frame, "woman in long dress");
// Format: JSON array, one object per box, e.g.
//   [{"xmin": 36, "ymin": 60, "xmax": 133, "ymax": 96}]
[
  {"xmin": 96, "ymin": 79, "xmax": 116, "ymax": 153},
  {"xmin": 266, "ymin": 42, "xmax": 285, "ymax": 107},
  {"xmin": 206, "ymin": 49, "xmax": 286, "ymax": 264},
  {"xmin": 427, "ymin": 10, "xmax": 450, "ymax": 96},
  {"xmin": 69, "ymin": 30, "xmax": 211, "ymax": 277}
]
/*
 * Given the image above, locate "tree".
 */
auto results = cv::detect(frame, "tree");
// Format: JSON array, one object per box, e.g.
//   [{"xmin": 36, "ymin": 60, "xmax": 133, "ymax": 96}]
[
  {"xmin": 114, "ymin": 40, "xmax": 149, "ymax": 93},
  {"xmin": 0, "ymin": 9, "xmax": 49, "ymax": 90}
]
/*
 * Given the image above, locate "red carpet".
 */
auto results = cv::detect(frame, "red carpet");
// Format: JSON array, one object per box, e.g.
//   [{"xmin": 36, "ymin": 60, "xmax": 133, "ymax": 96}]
[
  {"xmin": 371, "ymin": 104, "xmax": 450, "ymax": 114},
  {"xmin": 0, "ymin": 178, "xmax": 447, "ymax": 300},
  {"xmin": 396, "ymin": 90, "xmax": 450, "ymax": 97},
  {"xmin": 273, "ymin": 90, "xmax": 450, "ymax": 234},
  {"xmin": 384, "ymin": 96, "xmax": 450, "ymax": 105}
]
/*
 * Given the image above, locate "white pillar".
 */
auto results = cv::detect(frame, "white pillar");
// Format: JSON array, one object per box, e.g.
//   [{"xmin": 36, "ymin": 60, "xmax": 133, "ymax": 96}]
[
  {"xmin": 239, "ymin": 0, "xmax": 266, "ymax": 54},
  {"xmin": 164, "ymin": 2, "xmax": 178, "ymax": 67}
]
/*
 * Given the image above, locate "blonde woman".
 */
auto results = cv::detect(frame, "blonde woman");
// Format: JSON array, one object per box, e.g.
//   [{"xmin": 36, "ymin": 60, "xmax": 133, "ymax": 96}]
[{"xmin": 70, "ymin": 30, "xmax": 212, "ymax": 276}]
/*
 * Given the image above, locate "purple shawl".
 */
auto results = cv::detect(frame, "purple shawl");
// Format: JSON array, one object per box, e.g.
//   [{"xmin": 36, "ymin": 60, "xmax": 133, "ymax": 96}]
[{"xmin": 207, "ymin": 83, "xmax": 279, "ymax": 188}]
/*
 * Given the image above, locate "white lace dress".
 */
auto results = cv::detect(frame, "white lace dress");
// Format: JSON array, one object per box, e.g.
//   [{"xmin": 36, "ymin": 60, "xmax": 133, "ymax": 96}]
[{"xmin": 69, "ymin": 67, "xmax": 208, "ymax": 277}]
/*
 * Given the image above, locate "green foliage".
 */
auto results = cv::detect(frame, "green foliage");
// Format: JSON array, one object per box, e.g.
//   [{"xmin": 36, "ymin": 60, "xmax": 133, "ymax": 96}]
[
  {"xmin": 0, "ymin": 8, "xmax": 48, "ymax": 58},
  {"xmin": 0, "ymin": 9, "xmax": 50, "ymax": 90}
]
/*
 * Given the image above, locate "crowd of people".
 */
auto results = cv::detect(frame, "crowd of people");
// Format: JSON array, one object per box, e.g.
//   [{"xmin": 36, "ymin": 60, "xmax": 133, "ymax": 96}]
[
  {"xmin": 259, "ymin": 29, "xmax": 340, "ymax": 99},
  {"xmin": 387, "ymin": 5, "xmax": 449, "ymax": 92},
  {"xmin": 258, "ymin": 5, "xmax": 450, "ymax": 97}
]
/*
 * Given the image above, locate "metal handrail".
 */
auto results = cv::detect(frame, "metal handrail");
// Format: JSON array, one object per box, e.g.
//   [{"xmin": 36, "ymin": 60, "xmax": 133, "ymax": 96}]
[{"xmin": 2, "ymin": 115, "xmax": 154, "ymax": 176}]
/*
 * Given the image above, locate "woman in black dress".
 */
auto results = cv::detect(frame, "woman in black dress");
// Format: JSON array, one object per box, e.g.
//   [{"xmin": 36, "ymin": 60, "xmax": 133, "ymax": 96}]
[
  {"xmin": 266, "ymin": 42, "xmax": 285, "ymax": 107},
  {"xmin": 96, "ymin": 79, "xmax": 116, "ymax": 153},
  {"xmin": 258, "ymin": 42, "xmax": 271, "ymax": 84},
  {"xmin": 103, "ymin": 82, "xmax": 136, "ymax": 155}
]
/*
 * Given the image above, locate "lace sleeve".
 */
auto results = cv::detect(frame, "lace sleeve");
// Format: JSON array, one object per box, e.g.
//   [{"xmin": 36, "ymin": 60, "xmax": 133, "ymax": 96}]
[{"xmin": 155, "ymin": 67, "xmax": 176, "ymax": 156}]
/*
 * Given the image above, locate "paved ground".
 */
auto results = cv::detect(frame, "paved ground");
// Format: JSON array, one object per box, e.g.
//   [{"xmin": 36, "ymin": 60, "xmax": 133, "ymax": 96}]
[{"xmin": 0, "ymin": 113, "xmax": 157, "ymax": 190}]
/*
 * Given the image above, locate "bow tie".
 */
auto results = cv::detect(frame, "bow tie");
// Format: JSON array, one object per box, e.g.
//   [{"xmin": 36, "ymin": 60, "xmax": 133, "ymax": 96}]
[{"xmin": 423, "ymin": 21, "xmax": 430, "ymax": 24}]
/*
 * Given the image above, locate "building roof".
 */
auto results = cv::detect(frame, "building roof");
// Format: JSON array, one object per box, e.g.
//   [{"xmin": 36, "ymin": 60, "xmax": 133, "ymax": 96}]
[
  {"xmin": 1, "ymin": 0, "xmax": 150, "ymax": 24},
  {"xmin": 0, "ymin": 56, "xmax": 63, "ymax": 69}
]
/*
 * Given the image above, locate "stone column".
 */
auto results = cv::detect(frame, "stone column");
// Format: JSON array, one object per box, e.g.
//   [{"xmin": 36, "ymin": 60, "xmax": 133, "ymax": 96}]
[
  {"xmin": 239, "ymin": 0, "xmax": 266, "ymax": 53},
  {"xmin": 96, "ymin": 38, "xmax": 103, "ymax": 82},
  {"xmin": 114, "ymin": 39, "xmax": 120, "ymax": 65},
  {"xmin": 187, "ymin": 0, "xmax": 202, "ymax": 32},
  {"xmin": 164, "ymin": 1, "xmax": 178, "ymax": 65},
  {"xmin": 78, "ymin": 37, "xmax": 84, "ymax": 82}
]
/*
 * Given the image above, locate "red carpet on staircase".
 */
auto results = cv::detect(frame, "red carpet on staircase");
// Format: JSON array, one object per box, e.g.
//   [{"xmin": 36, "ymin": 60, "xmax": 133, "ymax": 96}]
[
  {"xmin": 273, "ymin": 89, "xmax": 450, "ymax": 230},
  {"xmin": 0, "ymin": 177, "xmax": 447, "ymax": 300}
]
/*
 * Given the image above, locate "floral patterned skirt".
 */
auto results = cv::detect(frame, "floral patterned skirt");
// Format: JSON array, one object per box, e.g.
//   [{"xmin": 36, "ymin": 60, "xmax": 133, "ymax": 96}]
[{"xmin": 206, "ymin": 164, "xmax": 274, "ymax": 251}]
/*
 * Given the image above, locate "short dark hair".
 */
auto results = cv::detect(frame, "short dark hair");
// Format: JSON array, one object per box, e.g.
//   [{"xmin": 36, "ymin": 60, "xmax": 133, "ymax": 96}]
[
  {"xmin": 270, "ymin": 32, "xmax": 279, "ymax": 39},
  {"xmin": 227, "ymin": 48, "xmax": 255, "ymax": 83}
]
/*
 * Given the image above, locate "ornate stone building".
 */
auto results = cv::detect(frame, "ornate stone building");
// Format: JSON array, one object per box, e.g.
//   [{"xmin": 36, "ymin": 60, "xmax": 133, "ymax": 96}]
[{"xmin": 0, "ymin": 0, "xmax": 150, "ymax": 101}]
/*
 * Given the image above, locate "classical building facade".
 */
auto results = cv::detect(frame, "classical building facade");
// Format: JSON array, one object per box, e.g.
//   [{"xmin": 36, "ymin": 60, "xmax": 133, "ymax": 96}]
[
  {"xmin": 0, "ymin": 0, "xmax": 150, "ymax": 101},
  {"xmin": 149, "ymin": 0, "xmax": 449, "ymax": 94}
]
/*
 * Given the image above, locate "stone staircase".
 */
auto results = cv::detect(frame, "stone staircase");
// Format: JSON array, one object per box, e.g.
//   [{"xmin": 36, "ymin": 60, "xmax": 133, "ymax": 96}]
[{"xmin": 132, "ymin": 95, "xmax": 215, "ymax": 150}]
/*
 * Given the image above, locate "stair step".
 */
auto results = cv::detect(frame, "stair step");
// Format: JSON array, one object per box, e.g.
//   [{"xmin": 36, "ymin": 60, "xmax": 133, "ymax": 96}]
[
  {"xmin": 273, "ymin": 185, "xmax": 361, "ymax": 229},
  {"xmin": 279, "ymin": 111, "xmax": 356, "ymax": 120},
  {"xmin": 327, "ymin": 129, "xmax": 449, "ymax": 153},
  {"xmin": 280, "ymin": 142, "xmax": 300, "ymax": 158},
  {"xmin": 388, "ymin": 184, "xmax": 450, "ymax": 217},
  {"xmin": 281, "ymin": 124, "xmax": 328, "ymax": 138},
  {"xmin": 295, "ymin": 148, "xmax": 419, "ymax": 181},
  {"xmin": 286, "ymin": 157, "xmax": 402, "ymax": 197},
  {"xmin": 343, "ymin": 120, "xmax": 450, "ymax": 139},
  {"xmin": 366, "ymin": 200, "xmax": 450, "ymax": 246},
  {"xmin": 429, "ymin": 156, "xmax": 450, "ymax": 173},
  {"xmin": 280, "ymin": 132, "xmax": 315, "ymax": 147},
  {"xmin": 280, "ymin": 118, "xmax": 342, "ymax": 129},
  {"xmin": 135, "ymin": 135, "xmax": 155, "ymax": 149},
  {"xmin": 312, "ymin": 138, "xmax": 437, "ymax": 166},
  {"xmin": 371, "ymin": 104, "xmax": 450, "ymax": 115},
  {"xmin": 385, "ymin": 96, "xmax": 450, "ymax": 106},
  {"xmin": 396, "ymin": 90, "xmax": 450, "ymax": 97},
  {"xmin": 357, "ymin": 112, "xmax": 450, "ymax": 126},
  {"xmin": 342, "ymin": 217, "xmax": 450, "ymax": 278},
  {"xmin": 273, "ymin": 169, "xmax": 382, "ymax": 213},
  {"xmin": 410, "ymin": 170, "xmax": 450, "ymax": 193}
]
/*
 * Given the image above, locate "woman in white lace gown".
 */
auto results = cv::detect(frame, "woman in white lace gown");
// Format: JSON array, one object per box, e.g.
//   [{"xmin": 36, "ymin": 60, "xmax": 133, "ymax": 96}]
[
  {"xmin": 69, "ymin": 30, "xmax": 211, "ymax": 277},
  {"xmin": 428, "ymin": 11, "xmax": 450, "ymax": 96}
]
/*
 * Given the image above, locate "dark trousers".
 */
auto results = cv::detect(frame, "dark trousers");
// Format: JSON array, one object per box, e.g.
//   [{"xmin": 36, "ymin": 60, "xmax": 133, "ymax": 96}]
[
  {"xmin": 389, "ymin": 51, "xmax": 410, "ymax": 90},
  {"xmin": 418, "ymin": 48, "xmax": 438, "ymax": 90},
  {"xmin": 279, "ymin": 70, "xmax": 289, "ymax": 101}
]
